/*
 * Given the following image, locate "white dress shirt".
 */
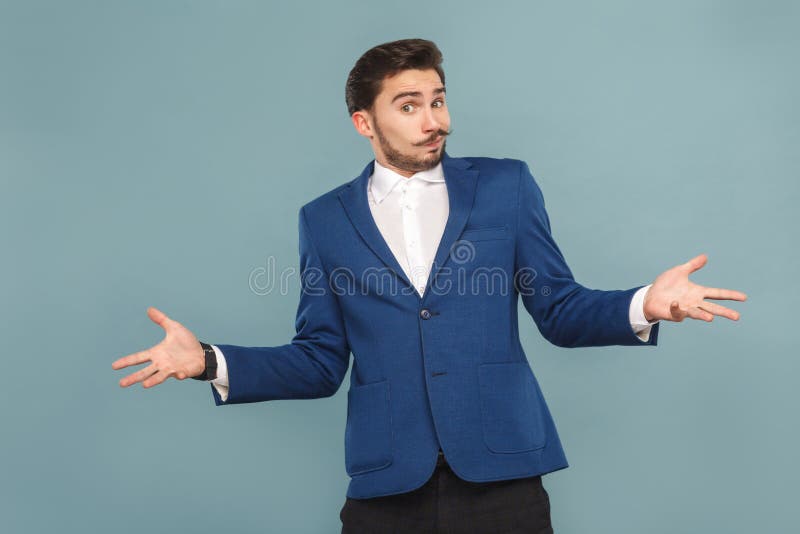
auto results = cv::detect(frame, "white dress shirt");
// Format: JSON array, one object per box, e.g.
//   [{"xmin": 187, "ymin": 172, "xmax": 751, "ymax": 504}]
[{"xmin": 209, "ymin": 159, "xmax": 658, "ymax": 400}]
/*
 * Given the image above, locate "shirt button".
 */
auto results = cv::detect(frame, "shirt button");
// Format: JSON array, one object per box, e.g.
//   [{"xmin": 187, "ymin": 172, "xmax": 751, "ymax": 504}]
[{"xmin": 420, "ymin": 309, "xmax": 432, "ymax": 320}]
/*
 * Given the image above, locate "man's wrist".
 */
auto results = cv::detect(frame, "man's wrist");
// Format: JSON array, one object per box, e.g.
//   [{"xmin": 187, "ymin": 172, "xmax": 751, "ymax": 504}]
[
  {"xmin": 191, "ymin": 341, "xmax": 218, "ymax": 381},
  {"xmin": 642, "ymin": 285, "xmax": 657, "ymax": 323},
  {"xmin": 631, "ymin": 284, "xmax": 659, "ymax": 326}
]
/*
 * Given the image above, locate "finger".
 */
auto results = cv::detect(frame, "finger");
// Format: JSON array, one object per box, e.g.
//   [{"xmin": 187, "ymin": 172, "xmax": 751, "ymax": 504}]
[
  {"xmin": 670, "ymin": 301, "xmax": 687, "ymax": 322},
  {"xmin": 686, "ymin": 306, "xmax": 714, "ymax": 322},
  {"xmin": 112, "ymin": 349, "xmax": 153, "ymax": 371},
  {"xmin": 147, "ymin": 306, "xmax": 172, "ymax": 330},
  {"xmin": 119, "ymin": 363, "xmax": 159, "ymax": 388},
  {"xmin": 683, "ymin": 253, "xmax": 708, "ymax": 274},
  {"xmin": 697, "ymin": 301, "xmax": 741, "ymax": 321},
  {"xmin": 703, "ymin": 287, "xmax": 748, "ymax": 302},
  {"xmin": 142, "ymin": 369, "xmax": 170, "ymax": 389}
]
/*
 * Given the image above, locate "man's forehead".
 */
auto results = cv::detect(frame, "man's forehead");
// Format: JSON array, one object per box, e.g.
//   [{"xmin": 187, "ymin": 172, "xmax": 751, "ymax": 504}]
[{"xmin": 380, "ymin": 69, "xmax": 444, "ymax": 97}]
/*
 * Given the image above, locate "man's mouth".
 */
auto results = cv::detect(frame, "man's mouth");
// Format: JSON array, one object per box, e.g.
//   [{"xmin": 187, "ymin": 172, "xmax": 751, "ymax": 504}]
[{"xmin": 425, "ymin": 137, "xmax": 441, "ymax": 147}]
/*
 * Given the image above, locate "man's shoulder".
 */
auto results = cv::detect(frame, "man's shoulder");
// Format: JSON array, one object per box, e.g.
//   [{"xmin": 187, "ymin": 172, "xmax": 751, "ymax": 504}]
[
  {"xmin": 458, "ymin": 155, "xmax": 532, "ymax": 182},
  {"xmin": 461, "ymin": 155, "xmax": 525, "ymax": 170},
  {"xmin": 298, "ymin": 170, "xmax": 362, "ymax": 218},
  {"xmin": 300, "ymin": 182, "xmax": 351, "ymax": 213},
  {"xmin": 460, "ymin": 155, "xmax": 528, "ymax": 186}
]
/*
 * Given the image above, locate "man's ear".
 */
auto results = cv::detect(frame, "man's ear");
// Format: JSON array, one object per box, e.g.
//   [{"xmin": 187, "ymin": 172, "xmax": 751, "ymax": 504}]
[{"xmin": 351, "ymin": 110, "xmax": 373, "ymax": 139}]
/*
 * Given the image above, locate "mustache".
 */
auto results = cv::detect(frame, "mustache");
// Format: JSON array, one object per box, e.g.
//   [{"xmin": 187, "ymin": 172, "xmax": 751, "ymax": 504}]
[{"xmin": 414, "ymin": 128, "xmax": 453, "ymax": 146}]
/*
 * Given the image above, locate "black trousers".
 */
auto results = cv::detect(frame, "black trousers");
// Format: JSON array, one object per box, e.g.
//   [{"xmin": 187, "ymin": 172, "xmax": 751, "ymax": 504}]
[{"xmin": 340, "ymin": 450, "xmax": 553, "ymax": 533}]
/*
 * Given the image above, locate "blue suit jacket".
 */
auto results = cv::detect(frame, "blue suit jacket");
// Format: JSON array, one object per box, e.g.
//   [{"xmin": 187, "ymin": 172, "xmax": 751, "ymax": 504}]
[{"xmin": 212, "ymin": 152, "xmax": 659, "ymax": 498}]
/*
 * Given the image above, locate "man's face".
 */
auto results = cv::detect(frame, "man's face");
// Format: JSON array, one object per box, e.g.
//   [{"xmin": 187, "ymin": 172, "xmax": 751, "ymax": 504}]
[{"xmin": 353, "ymin": 68, "xmax": 451, "ymax": 177}]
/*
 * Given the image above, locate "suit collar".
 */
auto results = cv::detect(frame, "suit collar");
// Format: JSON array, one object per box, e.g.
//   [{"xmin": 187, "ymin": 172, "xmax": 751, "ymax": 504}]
[{"xmin": 338, "ymin": 151, "xmax": 479, "ymax": 302}]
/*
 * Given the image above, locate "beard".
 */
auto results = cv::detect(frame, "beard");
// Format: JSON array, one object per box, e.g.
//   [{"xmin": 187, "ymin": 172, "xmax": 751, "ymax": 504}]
[{"xmin": 373, "ymin": 116, "xmax": 449, "ymax": 173}]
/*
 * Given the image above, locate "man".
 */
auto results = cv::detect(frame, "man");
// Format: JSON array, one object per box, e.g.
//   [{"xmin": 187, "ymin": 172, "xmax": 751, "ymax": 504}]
[{"xmin": 112, "ymin": 39, "xmax": 746, "ymax": 533}]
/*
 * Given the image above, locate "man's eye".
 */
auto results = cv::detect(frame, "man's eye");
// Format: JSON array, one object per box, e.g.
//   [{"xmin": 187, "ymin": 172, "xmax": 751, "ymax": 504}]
[
  {"xmin": 433, "ymin": 100, "xmax": 444, "ymax": 108},
  {"xmin": 401, "ymin": 103, "xmax": 415, "ymax": 112}
]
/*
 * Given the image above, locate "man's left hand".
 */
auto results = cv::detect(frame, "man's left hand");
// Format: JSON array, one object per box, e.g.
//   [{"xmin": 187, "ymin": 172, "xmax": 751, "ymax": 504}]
[{"xmin": 643, "ymin": 253, "xmax": 747, "ymax": 323}]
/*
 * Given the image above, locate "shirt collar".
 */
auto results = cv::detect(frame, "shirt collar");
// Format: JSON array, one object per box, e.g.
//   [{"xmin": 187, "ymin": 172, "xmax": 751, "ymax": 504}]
[{"xmin": 369, "ymin": 158, "xmax": 445, "ymax": 204}]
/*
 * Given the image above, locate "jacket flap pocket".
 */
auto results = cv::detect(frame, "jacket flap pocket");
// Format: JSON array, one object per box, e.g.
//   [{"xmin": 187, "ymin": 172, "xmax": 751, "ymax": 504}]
[
  {"xmin": 345, "ymin": 380, "xmax": 394, "ymax": 475},
  {"xmin": 478, "ymin": 361, "xmax": 547, "ymax": 453}
]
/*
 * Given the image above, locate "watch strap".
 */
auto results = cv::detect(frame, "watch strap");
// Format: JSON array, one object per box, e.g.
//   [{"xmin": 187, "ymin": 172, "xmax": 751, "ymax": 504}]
[{"xmin": 191, "ymin": 341, "xmax": 218, "ymax": 381}]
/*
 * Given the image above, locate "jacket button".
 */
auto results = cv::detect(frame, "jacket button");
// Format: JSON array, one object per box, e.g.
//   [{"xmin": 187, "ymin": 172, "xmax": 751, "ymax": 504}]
[{"xmin": 420, "ymin": 308, "xmax": 432, "ymax": 320}]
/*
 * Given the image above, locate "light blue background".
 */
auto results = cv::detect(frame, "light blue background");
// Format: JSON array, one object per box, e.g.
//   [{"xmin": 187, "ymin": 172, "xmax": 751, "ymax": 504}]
[{"xmin": 2, "ymin": 1, "xmax": 797, "ymax": 532}]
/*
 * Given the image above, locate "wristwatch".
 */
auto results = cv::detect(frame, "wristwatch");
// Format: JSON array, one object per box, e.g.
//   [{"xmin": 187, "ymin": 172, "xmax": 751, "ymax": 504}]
[{"xmin": 191, "ymin": 341, "xmax": 218, "ymax": 381}]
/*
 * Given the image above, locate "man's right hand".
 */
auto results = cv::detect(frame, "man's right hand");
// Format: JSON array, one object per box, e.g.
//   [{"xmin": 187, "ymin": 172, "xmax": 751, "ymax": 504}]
[{"xmin": 112, "ymin": 307, "xmax": 206, "ymax": 389}]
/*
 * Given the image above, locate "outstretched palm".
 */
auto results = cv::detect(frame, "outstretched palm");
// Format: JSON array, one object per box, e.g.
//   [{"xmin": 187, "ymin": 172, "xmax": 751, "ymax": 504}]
[
  {"xmin": 643, "ymin": 253, "xmax": 747, "ymax": 323},
  {"xmin": 112, "ymin": 307, "xmax": 206, "ymax": 388}
]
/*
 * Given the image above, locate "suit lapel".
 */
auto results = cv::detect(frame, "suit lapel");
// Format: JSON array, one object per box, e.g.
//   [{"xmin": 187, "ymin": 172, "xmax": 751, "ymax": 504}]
[
  {"xmin": 423, "ymin": 153, "xmax": 478, "ymax": 301},
  {"xmin": 337, "ymin": 151, "xmax": 479, "ymax": 300},
  {"xmin": 338, "ymin": 158, "xmax": 415, "ymax": 291}
]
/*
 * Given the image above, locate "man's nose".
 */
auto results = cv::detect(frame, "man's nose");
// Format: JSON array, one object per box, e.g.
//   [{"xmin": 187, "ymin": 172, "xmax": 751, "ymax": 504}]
[{"xmin": 421, "ymin": 107, "xmax": 441, "ymax": 132}]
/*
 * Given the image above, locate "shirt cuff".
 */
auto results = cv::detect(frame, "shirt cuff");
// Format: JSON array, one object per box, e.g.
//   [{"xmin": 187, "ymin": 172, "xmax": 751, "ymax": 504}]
[
  {"xmin": 629, "ymin": 284, "xmax": 659, "ymax": 342},
  {"xmin": 210, "ymin": 344, "xmax": 229, "ymax": 402}
]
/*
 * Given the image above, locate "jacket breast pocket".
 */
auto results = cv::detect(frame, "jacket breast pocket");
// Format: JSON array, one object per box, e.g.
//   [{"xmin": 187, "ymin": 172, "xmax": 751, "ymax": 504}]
[
  {"xmin": 459, "ymin": 225, "xmax": 509, "ymax": 242},
  {"xmin": 345, "ymin": 379, "xmax": 394, "ymax": 475},
  {"xmin": 478, "ymin": 361, "xmax": 547, "ymax": 453}
]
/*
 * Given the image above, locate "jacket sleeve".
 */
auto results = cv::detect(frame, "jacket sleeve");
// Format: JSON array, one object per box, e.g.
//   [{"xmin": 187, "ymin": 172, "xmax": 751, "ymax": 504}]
[
  {"xmin": 211, "ymin": 206, "xmax": 351, "ymax": 405},
  {"xmin": 514, "ymin": 160, "xmax": 659, "ymax": 348}
]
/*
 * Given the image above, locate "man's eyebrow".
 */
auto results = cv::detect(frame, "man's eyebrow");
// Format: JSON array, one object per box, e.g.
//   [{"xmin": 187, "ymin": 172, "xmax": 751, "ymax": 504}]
[{"xmin": 391, "ymin": 86, "xmax": 446, "ymax": 104}]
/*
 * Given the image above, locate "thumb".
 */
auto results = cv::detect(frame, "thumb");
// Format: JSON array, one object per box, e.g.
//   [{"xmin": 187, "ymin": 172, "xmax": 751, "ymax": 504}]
[
  {"xmin": 683, "ymin": 253, "xmax": 708, "ymax": 274},
  {"xmin": 147, "ymin": 306, "xmax": 171, "ymax": 329}
]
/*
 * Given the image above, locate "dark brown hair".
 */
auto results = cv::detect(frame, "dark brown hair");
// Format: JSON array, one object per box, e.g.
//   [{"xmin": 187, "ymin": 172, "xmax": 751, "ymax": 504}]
[{"xmin": 345, "ymin": 38, "xmax": 445, "ymax": 116}]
